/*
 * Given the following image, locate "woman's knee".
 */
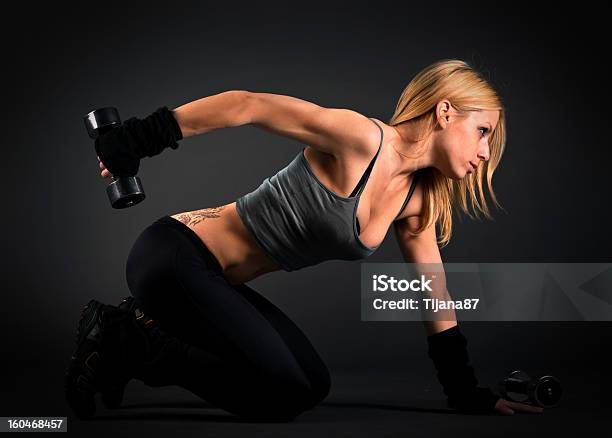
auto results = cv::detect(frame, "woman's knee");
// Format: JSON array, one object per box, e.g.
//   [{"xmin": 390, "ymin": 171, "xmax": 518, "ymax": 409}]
[
  {"xmin": 309, "ymin": 364, "xmax": 331, "ymax": 406},
  {"xmin": 252, "ymin": 371, "xmax": 329, "ymax": 416},
  {"xmin": 236, "ymin": 380, "xmax": 315, "ymax": 421},
  {"xmin": 260, "ymin": 346, "xmax": 332, "ymax": 411}
]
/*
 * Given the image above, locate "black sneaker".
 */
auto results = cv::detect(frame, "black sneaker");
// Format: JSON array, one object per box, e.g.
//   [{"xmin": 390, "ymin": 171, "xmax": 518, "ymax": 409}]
[{"xmin": 64, "ymin": 299, "xmax": 146, "ymax": 419}]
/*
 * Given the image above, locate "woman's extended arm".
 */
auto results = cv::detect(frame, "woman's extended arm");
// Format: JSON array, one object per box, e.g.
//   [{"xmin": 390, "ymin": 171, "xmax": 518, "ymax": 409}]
[{"xmin": 173, "ymin": 90, "xmax": 380, "ymax": 159}]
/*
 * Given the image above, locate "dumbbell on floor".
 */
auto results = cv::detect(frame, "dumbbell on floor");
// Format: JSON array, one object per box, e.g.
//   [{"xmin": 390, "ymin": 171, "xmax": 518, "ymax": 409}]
[
  {"xmin": 84, "ymin": 107, "xmax": 145, "ymax": 209},
  {"xmin": 499, "ymin": 370, "xmax": 562, "ymax": 408}
]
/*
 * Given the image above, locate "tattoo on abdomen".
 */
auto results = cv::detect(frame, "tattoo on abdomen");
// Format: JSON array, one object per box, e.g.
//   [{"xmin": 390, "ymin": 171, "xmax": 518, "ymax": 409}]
[{"xmin": 175, "ymin": 206, "xmax": 225, "ymax": 227}]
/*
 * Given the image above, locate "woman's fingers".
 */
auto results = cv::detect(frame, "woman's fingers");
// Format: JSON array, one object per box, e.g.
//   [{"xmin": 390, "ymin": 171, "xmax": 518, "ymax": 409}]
[
  {"xmin": 505, "ymin": 400, "xmax": 544, "ymax": 414},
  {"xmin": 97, "ymin": 155, "xmax": 112, "ymax": 178},
  {"xmin": 495, "ymin": 398, "xmax": 544, "ymax": 415}
]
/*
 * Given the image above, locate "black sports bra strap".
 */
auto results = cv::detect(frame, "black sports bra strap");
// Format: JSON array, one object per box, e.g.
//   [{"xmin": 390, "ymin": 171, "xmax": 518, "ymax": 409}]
[
  {"xmin": 394, "ymin": 171, "xmax": 420, "ymax": 219},
  {"xmin": 349, "ymin": 118, "xmax": 384, "ymax": 198}
]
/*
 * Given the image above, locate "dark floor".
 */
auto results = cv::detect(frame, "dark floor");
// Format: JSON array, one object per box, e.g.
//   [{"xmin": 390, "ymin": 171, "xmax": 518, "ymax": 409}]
[{"xmin": 1, "ymin": 355, "xmax": 604, "ymax": 438}]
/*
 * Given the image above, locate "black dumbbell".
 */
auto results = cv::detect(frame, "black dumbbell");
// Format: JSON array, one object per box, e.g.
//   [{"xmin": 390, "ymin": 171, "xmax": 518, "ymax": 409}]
[
  {"xmin": 499, "ymin": 370, "xmax": 562, "ymax": 408},
  {"xmin": 84, "ymin": 107, "xmax": 145, "ymax": 209}
]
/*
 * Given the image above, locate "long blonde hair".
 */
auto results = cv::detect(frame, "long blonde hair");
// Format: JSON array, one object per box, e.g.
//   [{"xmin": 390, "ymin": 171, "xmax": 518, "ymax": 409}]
[{"xmin": 388, "ymin": 59, "xmax": 507, "ymax": 247}]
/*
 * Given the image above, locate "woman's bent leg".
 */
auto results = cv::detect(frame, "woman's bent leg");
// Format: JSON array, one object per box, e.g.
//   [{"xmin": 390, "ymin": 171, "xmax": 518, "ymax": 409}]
[
  {"xmin": 231, "ymin": 282, "xmax": 331, "ymax": 410},
  {"xmin": 124, "ymin": 217, "xmax": 330, "ymax": 420}
]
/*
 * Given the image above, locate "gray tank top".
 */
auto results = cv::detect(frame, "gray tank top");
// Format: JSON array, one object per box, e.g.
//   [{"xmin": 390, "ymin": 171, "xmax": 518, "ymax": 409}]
[{"xmin": 235, "ymin": 118, "xmax": 420, "ymax": 271}]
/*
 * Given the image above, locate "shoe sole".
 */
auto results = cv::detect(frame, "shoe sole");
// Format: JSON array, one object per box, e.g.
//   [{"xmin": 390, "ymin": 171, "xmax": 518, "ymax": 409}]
[
  {"xmin": 65, "ymin": 299, "xmax": 106, "ymax": 419},
  {"xmin": 100, "ymin": 297, "xmax": 135, "ymax": 409}
]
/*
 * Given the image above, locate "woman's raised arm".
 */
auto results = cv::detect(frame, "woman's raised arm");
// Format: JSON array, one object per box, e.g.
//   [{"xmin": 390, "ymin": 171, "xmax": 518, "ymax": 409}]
[{"xmin": 173, "ymin": 90, "xmax": 379, "ymax": 158}]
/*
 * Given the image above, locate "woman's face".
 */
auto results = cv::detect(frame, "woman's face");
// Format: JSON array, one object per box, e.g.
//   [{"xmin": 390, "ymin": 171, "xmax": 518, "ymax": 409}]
[{"xmin": 434, "ymin": 102, "xmax": 499, "ymax": 180}]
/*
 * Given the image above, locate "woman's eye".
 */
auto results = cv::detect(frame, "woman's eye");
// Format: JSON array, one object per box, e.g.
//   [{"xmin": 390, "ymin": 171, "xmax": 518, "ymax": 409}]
[{"xmin": 479, "ymin": 127, "xmax": 488, "ymax": 137}]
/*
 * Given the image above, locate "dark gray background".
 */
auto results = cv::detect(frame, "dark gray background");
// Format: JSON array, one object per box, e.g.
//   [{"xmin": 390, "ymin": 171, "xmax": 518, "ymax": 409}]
[{"xmin": 2, "ymin": 1, "xmax": 610, "ymax": 436}]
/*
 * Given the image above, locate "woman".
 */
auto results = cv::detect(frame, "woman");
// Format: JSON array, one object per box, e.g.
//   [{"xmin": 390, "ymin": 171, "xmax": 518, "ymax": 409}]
[{"xmin": 65, "ymin": 59, "xmax": 543, "ymax": 421}]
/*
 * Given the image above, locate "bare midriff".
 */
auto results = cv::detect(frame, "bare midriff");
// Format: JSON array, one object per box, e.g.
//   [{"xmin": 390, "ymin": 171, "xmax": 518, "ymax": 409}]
[
  {"xmin": 170, "ymin": 202, "xmax": 282, "ymax": 285},
  {"xmin": 169, "ymin": 128, "xmax": 423, "ymax": 287}
]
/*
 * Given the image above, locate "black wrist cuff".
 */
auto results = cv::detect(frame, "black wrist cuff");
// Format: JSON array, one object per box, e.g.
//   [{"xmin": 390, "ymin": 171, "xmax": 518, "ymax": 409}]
[
  {"xmin": 427, "ymin": 326, "xmax": 498, "ymax": 413},
  {"xmin": 94, "ymin": 106, "xmax": 182, "ymax": 177},
  {"xmin": 123, "ymin": 106, "xmax": 183, "ymax": 158}
]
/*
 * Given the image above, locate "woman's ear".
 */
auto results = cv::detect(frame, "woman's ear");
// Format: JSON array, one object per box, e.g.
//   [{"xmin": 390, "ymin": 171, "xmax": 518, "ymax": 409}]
[{"xmin": 436, "ymin": 99, "xmax": 452, "ymax": 128}]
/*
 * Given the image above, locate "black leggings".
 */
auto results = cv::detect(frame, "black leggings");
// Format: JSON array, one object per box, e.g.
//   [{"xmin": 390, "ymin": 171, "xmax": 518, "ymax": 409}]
[{"xmin": 125, "ymin": 216, "xmax": 331, "ymax": 421}]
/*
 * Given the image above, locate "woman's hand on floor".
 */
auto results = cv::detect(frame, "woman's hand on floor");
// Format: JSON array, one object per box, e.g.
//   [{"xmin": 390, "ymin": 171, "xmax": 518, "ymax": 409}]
[
  {"xmin": 494, "ymin": 398, "xmax": 544, "ymax": 415},
  {"xmin": 98, "ymin": 155, "xmax": 112, "ymax": 179}
]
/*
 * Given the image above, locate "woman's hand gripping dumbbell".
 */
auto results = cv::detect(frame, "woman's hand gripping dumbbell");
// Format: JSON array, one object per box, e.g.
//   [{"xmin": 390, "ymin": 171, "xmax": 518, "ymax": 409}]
[{"xmin": 84, "ymin": 106, "xmax": 183, "ymax": 208}]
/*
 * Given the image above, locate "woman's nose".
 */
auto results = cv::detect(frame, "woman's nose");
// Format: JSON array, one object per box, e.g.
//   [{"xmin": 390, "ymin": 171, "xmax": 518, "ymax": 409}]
[{"xmin": 478, "ymin": 146, "xmax": 490, "ymax": 161}]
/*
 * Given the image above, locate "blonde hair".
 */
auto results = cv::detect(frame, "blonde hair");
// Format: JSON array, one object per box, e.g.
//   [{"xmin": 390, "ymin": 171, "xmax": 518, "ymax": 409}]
[{"xmin": 388, "ymin": 59, "xmax": 507, "ymax": 248}]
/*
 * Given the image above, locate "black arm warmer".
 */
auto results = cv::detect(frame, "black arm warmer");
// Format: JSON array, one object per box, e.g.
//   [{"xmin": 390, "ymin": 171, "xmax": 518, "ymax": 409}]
[
  {"xmin": 427, "ymin": 325, "xmax": 499, "ymax": 413},
  {"xmin": 94, "ymin": 106, "xmax": 183, "ymax": 177}
]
